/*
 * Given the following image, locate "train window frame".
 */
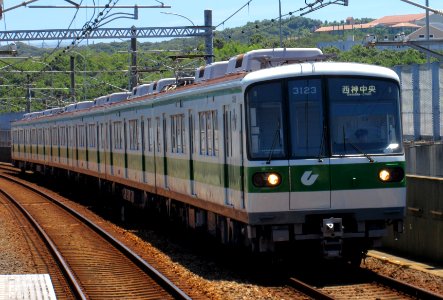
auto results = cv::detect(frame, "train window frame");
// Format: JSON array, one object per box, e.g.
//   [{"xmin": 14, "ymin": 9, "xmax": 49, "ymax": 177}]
[
  {"xmin": 38, "ymin": 128, "xmax": 43, "ymax": 146},
  {"xmin": 78, "ymin": 124, "xmax": 85, "ymax": 148},
  {"xmin": 31, "ymin": 128, "xmax": 37, "ymax": 145},
  {"xmin": 60, "ymin": 126, "xmax": 66, "ymax": 147},
  {"xmin": 52, "ymin": 126, "xmax": 59, "ymax": 147},
  {"xmin": 19, "ymin": 129, "xmax": 24, "ymax": 145},
  {"xmin": 156, "ymin": 117, "xmax": 161, "ymax": 153}
]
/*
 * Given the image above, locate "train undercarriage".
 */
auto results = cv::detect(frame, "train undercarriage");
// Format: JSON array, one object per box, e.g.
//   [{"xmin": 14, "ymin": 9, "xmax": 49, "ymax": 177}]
[{"xmin": 15, "ymin": 161, "xmax": 403, "ymax": 265}]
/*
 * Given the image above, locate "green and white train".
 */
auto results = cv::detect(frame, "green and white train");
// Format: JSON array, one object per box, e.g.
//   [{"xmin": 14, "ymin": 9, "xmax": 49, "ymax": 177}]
[{"xmin": 11, "ymin": 48, "xmax": 406, "ymax": 261}]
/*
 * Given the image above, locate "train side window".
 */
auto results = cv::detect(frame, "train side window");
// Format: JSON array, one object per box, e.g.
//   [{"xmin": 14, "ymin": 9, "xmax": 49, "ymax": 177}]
[
  {"xmin": 60, "ymin": 126, "xmax": 66, "ymax": 146},
  {"xmin": 170, "ymin": 114, "xmax": 185, "ymax": 154},
  {"xmin": 100, "ymin": 124, "xmax": 105, "ymax": 150},
  {"xmin": 113, "ymin": 121, "xmax": 123, "ymax": 150},
  {"xmin": 31, "ymin": 129, "xmax": 37, "ymax": 145},
  {"xmin": 198, "ymin": 110, "xmax": 218, "ymax": 156},
  {"xmin": 156, "ymin": 117, "xmax": 161, "ymax": 153},
  {"xmin": 199, "ymin": 112, "xmax": 206, "ymax": 155},
  {"xmin": 38, "ymin": 129, "xmax": 43, "ymax": 145},
  {"xmin": 52, "ymin": 126, "xmax": 59, "ymax": 146},
  {"xmin": 128, "ymin": 119, "xmax": 139, "ymax": 150},
  {"xmin": 78, "ymin": 125, "xmax": 85, "ymax": 148},
  {"xmin": 171, "ymin": 115, "xmax": 177, "ymax": 153},
  {"xmin": 88, "ymin": 124, "xmax": 96, "ymax": 148},
  {"xmin": 213, "ymin": 111, "xmax": 218, "ymax": 156},
  {"xmin": 44, "ymin": 128, "xmax": 49, "ymax": 146},
  {"xmin": 147, "ymin": 118, "xmax": 153, "ymax": 152}
]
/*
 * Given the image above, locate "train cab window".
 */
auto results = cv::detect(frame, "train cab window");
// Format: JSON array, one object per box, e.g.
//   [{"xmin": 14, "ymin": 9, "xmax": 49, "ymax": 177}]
[
  {"xmin": 288, "ymin": 78, "xmax": 324, "ymax": 158},
  {"xmin": 246, "ymin": 82, "xmax": 286, "ymax": 160},
  {"xmin": 328, "ymin": 78, "xmax": 403, "ymax": 155}
]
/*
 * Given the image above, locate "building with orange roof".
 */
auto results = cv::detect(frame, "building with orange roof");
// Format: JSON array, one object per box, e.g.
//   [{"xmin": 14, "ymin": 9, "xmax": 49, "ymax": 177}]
[{"xmin": 314, "ymin": 13, "xmax": 433, "ymax": 33}]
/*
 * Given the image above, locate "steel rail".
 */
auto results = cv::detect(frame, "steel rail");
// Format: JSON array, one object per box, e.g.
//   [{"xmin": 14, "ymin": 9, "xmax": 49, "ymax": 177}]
[
  {"xmin": 0, "ymin": 172, "xmax": 192, "ymax": 300},
  {"xmin": 0, "ymin": 188, "xmax": 87, "ymax": 300}
]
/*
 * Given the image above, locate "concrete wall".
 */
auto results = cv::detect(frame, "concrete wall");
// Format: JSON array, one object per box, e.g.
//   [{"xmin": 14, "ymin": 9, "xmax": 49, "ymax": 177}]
[
  {"xmin": 405, "ymin": 142, "xmax": 443, "ymax": 177},
  {"xmin": 383, "ymin": 175, "xmax": 443, "ymax": 263}
]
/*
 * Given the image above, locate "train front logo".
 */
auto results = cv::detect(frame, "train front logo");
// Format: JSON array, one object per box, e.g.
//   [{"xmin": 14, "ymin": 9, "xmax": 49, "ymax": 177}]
[{"xmin": 301, "ymin": 171, "xmax": 319, "ymax": 186}]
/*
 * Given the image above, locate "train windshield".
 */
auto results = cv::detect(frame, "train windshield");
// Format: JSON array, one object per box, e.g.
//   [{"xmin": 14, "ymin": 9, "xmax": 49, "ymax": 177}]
[
  {"xmin": 328, "ymin": 78, "xmax": 403, "ymax": 156},
  {"xmin": 246, "ymin": 81, "xmax": 286, "ymax": 160},
  {"xmin": 246, "ymin": 76, "xmax": 402, "ymax": 160}
]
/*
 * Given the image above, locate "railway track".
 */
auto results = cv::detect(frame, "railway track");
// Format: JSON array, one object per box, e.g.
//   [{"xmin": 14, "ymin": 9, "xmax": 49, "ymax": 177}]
[
  {"xmin": 0, "ymin": 172, "xmax": 191, "ymax": 300},
  {"xmin": 287, "ymin": 262, "xmax": 443, "ymax": 300},
  {"xmin": 1, "ymin": 163, "xmax": 442, "ymax": 299}
]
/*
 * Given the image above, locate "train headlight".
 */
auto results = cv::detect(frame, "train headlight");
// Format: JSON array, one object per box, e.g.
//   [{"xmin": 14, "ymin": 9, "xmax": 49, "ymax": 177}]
[
  {"xmin": 379, "ymin": 170, "xmax": 391, "ymax": 181},
  {"xmin": 378, "ymin": 167, "xmax": 405, "ymax": 182},
  {"xmin": 252, "ymin": 172, "xmax": 282, "ymax": 187}
]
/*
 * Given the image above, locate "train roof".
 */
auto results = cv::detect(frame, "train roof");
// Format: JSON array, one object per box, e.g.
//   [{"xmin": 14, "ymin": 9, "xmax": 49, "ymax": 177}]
[
  {"xmin": 12, "ymin": 49, "xmax": 400, "ymax": 125},
  {"xmin": 241, "ymin": 61, "xmax": 400, "ymax": 86}
]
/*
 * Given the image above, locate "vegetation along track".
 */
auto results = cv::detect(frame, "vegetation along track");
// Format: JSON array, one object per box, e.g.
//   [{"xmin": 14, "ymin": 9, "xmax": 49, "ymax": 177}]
[
  {"xmin": 0, "ymin": 171, "xmax": 191, "ymax": 300},
  {"xmin": 287, "ymin": 261, "xmax": 443, "ymax": 300}
]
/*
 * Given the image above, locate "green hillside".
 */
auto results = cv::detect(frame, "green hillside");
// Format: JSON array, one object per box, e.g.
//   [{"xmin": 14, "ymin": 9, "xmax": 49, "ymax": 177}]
[{"xmin": 0, "ymin": 16, "xmax": 430, "ymax": 113}]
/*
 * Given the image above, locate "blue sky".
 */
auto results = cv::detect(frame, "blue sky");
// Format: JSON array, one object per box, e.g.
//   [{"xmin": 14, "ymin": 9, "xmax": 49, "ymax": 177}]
[{"xmin": 1, "ymin": 0, "xmax": 440, "ymax": 44}]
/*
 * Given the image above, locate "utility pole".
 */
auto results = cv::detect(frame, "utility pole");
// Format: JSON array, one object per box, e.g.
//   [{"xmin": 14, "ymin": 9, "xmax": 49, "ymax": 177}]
[
  {"xmin": 130, "ymin": 26, "xmax": 138, "ymax": 90},
  {"xmin": 205, "ymin": 10, "xmax": 213, "ymax": 64},
  {"xmin": 26, "ymin": 74, "xmax": 31, "ymax": 113},
  {"xmin": 70, "ymin": 56, "xmax": 75, "ymax": 102}
]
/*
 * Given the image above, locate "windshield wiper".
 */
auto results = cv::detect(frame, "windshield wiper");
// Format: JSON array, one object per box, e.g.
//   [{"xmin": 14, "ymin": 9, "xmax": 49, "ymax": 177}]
[
  {"xmin": 266, "ymin": 121, "xmax": 281, "ymax": 165},
  {"xmin": 342, "ymin": 126, "xmax": 374, "ymax": 163},
  {"xmin": 348, "ymin": 141, "xmax": 374, "ymax": 163},
  {"xmin": 317, "ymin": 122, "xmax": 326, "ymax": 162}
]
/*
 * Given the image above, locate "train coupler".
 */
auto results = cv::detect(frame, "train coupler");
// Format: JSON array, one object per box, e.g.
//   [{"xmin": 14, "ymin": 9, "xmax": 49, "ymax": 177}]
[{"xmin": 322, "ymin": 217, "xmax": 344, "ymax": 258}]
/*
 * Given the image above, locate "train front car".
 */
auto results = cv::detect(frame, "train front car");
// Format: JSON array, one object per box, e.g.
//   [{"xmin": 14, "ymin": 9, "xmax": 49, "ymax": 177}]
[{"xmin": 243, "ymin": 62, "xmax": 405, "ymax": 262}]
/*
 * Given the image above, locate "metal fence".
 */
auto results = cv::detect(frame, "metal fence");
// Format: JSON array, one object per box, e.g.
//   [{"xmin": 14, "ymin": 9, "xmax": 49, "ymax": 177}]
[{"xmin": 393, "ymin": 62, "xmax": 443, "ymax": 141}]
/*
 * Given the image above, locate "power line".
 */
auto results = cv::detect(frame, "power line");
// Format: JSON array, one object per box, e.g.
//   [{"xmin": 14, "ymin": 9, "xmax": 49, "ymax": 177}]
[{"xmin": 216, "ymin": 0, "xmax": 253, "ymax": 28}]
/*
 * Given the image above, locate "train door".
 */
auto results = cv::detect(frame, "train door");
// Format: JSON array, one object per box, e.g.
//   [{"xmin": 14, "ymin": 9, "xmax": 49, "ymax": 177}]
[
  {"xmin": 188, "ymin": 110, "xmax": 195, "ymax": 195},
  {"xmin": 140, "ymin": 117, "xmax": 146, "ymax": 183},
  {"xmin": 108, "ymin": 121, "xmax": 114, "ymax": 176},
  {"xmin": 288, "ymin": 78, "xmax": 331, "ymax": 210},
  {"xmin": 162, "ymin": 114, "xmax": 168, "ymax": 188},
  {"xmin": 99, "ymin": 122, "xmax": 107, "ymax": 175},
  {"xmin": 223, "ymin": 104, "xmax": 244, "ymax": 207},
  {"xmin": 95, "ymin": 122, "xmax": 102, "ymax": 174}
]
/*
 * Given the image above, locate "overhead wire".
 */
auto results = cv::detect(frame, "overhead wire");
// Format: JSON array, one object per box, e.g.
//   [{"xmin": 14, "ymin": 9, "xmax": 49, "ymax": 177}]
[
  {"xmin": 219, "ymin": 0, "xmax": 347, "ymax": 44},
  {"xmin": 0, "ymin": 0, "xmax": 125, "ymax": 110}
]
